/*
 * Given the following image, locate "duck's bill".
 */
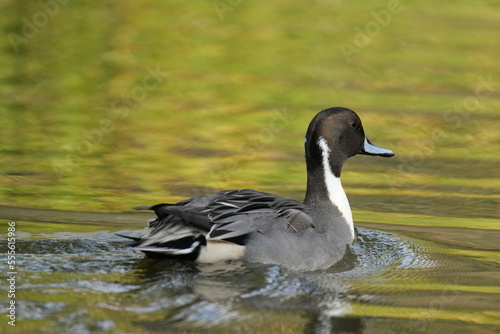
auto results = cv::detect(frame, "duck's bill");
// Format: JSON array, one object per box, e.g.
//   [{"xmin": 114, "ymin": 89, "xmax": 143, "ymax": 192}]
[{"xmin": 359, "ymin": 138, "xmax": 395, "ymax": 157}]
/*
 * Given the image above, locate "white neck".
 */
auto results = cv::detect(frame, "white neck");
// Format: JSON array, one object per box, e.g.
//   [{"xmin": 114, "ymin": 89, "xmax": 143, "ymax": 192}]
[{"xmin": 317, "ymin": 137, "xmax": 354, "ymax": 239}]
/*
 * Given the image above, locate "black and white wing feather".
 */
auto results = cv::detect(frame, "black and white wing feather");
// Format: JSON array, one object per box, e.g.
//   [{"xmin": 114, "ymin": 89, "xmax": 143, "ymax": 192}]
[{"xmin": 122, "ymin": 189, "xmax": 315, "ymax": 262}]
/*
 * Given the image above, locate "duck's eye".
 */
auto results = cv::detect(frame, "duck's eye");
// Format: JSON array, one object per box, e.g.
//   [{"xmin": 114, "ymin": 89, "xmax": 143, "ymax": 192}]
[{"xmin": 350, "ymin": 122, "xmax": 357, "ymax": 128}]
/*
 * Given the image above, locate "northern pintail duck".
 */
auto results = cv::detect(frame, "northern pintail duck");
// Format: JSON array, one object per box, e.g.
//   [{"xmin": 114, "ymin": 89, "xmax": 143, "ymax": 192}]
[{"xmin": 122, "ymin": 107, "xmax": 394, "ymax": 271}]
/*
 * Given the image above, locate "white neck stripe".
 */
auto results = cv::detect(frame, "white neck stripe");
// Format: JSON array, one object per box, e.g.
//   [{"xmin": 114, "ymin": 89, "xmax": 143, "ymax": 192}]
[{"xmin": 317, "ymin": 137, "xmax": 354, "ymax": 239}]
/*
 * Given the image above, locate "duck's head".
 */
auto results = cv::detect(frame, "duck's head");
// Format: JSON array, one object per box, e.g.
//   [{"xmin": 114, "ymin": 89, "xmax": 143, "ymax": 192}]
[{"xmin": 305, "ymin": 107, "xmax": 394, "ymax": 177}]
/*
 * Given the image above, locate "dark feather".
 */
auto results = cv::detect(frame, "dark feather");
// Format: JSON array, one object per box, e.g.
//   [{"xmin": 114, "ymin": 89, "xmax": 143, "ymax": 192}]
[
  {"xmin": 126, "ymin": 189, "xmax": 313, "ymax": 259},
  {"xmin": 115, "ymin": 232, "xmax": 141, "ymax": 241}
]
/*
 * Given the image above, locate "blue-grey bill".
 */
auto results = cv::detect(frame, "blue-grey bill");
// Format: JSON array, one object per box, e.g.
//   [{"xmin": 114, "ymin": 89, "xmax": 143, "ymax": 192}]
[{"xmin": 359, "ymin": 138, "xmax": 394, "ymax": 157}]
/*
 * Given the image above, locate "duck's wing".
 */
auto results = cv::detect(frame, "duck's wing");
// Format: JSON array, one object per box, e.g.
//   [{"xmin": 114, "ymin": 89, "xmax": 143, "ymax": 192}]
[
  {"xmin": 125, "ymin": 189, "xmax": 314, "ymax": 262},
  {"xmin": 205, "ymin": 189, "xmax": 315, "ymax": 240}
]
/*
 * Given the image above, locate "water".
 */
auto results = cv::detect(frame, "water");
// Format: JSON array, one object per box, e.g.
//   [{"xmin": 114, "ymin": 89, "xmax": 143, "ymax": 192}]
[
  {"xmin": 1, "ymin": 212, "xmax": 499, "ymax": 333},
  {"xmin": 5, "ymin": 219, "xmax": 498, "ymax": 334},
  {"xmin": 1, "ymin": 1, "xmax": 500, "ymax": 333}
]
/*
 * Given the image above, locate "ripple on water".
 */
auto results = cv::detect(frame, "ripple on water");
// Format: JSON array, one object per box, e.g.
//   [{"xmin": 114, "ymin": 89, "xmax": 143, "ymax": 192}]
[
  {"xmin": 352, "ymin": 227, "xmax": 438, "ymax": 274},
  {"xmin": 0, "ymin": 227, "xmax": 430, "ymax": 332}
]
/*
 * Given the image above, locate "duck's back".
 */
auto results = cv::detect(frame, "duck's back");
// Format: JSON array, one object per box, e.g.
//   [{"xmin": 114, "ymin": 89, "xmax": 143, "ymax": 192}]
[{"xmin": 127, "ymin": 189, "xmax": 328, "ymax": 266}]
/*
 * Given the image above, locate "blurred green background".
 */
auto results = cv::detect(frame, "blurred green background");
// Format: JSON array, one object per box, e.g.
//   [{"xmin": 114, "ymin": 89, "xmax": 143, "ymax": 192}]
[{"xmin": 0, "ymin": 0, "xmax": 498, "ymax": 218}]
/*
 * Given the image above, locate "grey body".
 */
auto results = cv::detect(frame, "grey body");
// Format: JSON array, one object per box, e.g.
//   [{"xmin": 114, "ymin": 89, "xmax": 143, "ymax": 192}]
[
  {"xmin": 244, "ymin": 199, "xmax": 351, "ymax": 270},
  {"xmin": 122, "ymin": 107, "xmax": 394, "ymax": 271}
]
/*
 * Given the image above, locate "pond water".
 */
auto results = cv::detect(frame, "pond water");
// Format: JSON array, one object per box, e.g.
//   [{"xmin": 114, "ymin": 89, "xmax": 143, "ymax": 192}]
[
  {"xmin": 1, "ymin": 211, "xmax": 499, "ymax": 333},
  {"xmin": 1, "ymin": 1, "xmax": 500, "ymax": 333}
]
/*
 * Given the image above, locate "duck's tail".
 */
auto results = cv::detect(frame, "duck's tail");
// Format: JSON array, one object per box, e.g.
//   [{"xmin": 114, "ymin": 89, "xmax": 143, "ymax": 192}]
[
  {"xmin": 119, "ymin": 219, "xmax": 207, "ymax": 261},
  {"xmin": 119, "ymin": 203, "xmax": 246, "ymax": 263}
]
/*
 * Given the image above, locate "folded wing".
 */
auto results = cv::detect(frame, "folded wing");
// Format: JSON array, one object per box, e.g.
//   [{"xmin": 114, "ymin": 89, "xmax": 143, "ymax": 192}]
[{"xmin": 124, "ymin": 189, "xmax": 314, "ymax": 261}]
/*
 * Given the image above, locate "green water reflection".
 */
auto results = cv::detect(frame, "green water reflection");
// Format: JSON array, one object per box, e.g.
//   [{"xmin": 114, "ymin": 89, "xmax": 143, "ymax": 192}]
[{"xmin": 1, "ymin": 0, "xmax": 499, "ymax": 333}]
